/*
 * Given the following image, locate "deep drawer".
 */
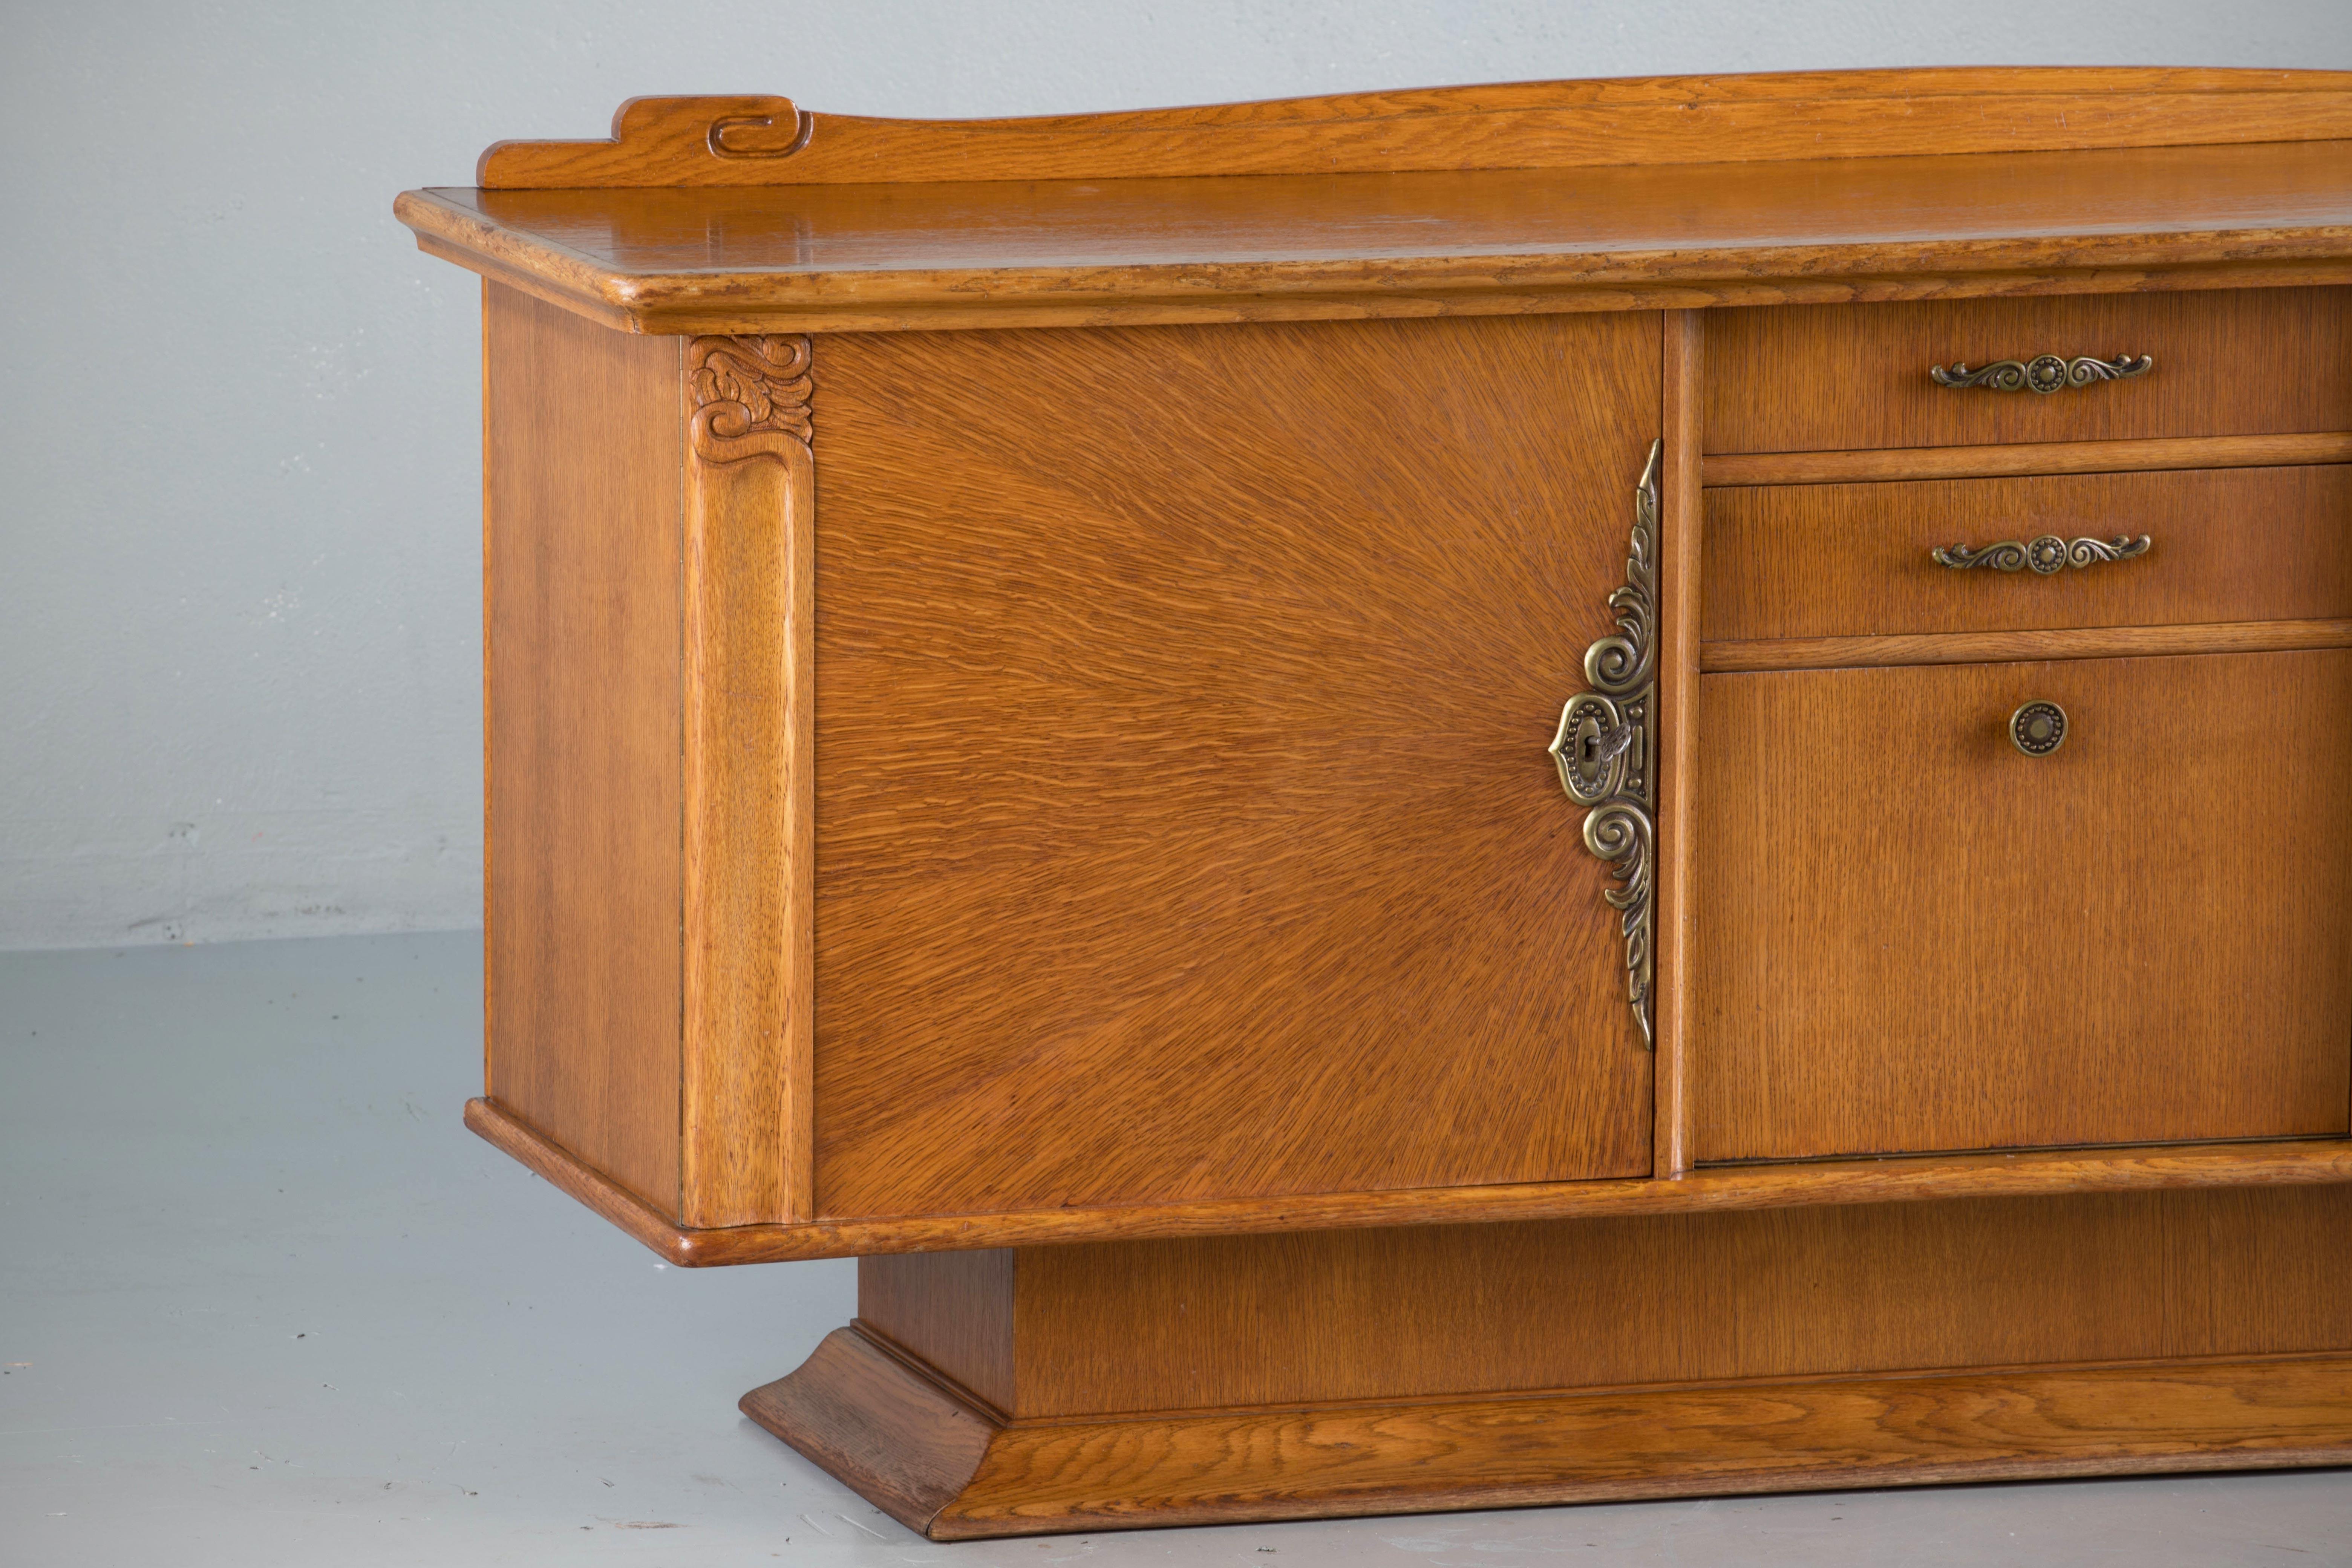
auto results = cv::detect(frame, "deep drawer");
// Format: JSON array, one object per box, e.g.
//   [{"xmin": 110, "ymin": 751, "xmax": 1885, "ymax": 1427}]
[
  {"xmin": 1704, "ymin": 288, "xmax": 2352, "ymax": 454},
  {"xmin": 1693, "ymin": 648, "xmax": 2352, "ymax": 1164},
  {"xmin": 1703, "ymin": 464, "xmax": 2352, "ymax": 643}
]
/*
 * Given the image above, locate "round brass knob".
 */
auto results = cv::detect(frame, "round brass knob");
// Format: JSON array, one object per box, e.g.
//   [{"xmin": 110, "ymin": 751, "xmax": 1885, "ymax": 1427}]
[{"xmin": 2010, "ymin": 700, "xmax": 2067, "ymax": 756}]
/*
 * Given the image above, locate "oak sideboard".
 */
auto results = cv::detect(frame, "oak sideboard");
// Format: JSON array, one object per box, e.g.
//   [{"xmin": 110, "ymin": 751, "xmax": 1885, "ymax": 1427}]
[{"xmin": 397, "ymin": 67, "xmax": 2352, "ymax": 1537}]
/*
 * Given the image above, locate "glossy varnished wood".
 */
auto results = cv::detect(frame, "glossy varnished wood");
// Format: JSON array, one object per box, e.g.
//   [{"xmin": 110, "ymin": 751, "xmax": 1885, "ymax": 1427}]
[
  {"xmin": 1704, "ymin": 465, "xmax": 2352, "ymax": 643},
  {"xmin": 432, "ymin": 72, "xmax": 2352, "ymax": 1534},
  {"xmin": 858, "ymin": 1252, "xmax": 1015, "ymax": 1415},
  {"xmin": 753, "ymin": 1343, "xmax": 2352, "ymax": 1538},
  {"xmin": 1712, "ymin": 286, "xmax": 2352, "ymax": 451},
  {"xmin": 482, "ymin": 285, "xmax": 683, "ymax": 1213},
  {"xmin": 397, "ymin": 136, "xmax": 2352, "ymax": 335},
  {"xmin": 1703, "ymin": 430, "xmax": 2352, "ymax": 486},
  {"xmin": 745, "ymin": 1187, "xmax": 2352, "ymax": 1535},
  {"xmin": 1006, "ymin": 1189, "xmax": 2352, "ymax": 1415},
  {"xmin": 1654, "ymin": 312, "xmax": 1703, "ymax": 1177},
  {"xmin": 1702, "ymin": 617, "xmax": 2352, "ymax": 673},
  {"xmin": 1706, "ymin": 288, "xmax": 2352, "ymax": 453},
  {"xmin": 464, "ymin": 1095, "xmax": 2352, "ymax": 1263},
  {"xmin": 679, "ymin": 336, "xmax": 815, "ymax": 1227},
  {"xmin": 1695, "ymin": 650, "xmax": 2352, "ymax": 1162},
  {"xmin": 478, "ymin": 71, "xmax": 2352, "ymax": 188},
  {"xmin": 808, "ymin": 314, "xmax": 1657, "ymax": 1217},
  {"xmin": 743, "ymin": 1328, "xmax": 996, "ymax": 1531}
]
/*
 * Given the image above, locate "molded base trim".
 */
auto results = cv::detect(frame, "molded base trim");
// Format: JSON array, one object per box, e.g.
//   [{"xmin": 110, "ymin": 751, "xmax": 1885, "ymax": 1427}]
[
  {"xmin": 743, "ymin": 1328, "xmax": 2352, "ymax": 1539},
  {"xmin": 465, "ymin": 1097, "xmax": 2352, "ymax": 1265}
]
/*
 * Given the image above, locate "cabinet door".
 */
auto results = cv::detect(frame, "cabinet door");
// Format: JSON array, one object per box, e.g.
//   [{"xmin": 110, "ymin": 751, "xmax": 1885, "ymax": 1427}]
[
  {"xmin": 1694, "ymin": 650, "xmax": 2352, "ymax": 1162},
  {"xmin": 809, "ymin": 313, "xmax": 1660, "ymax": 1217}
]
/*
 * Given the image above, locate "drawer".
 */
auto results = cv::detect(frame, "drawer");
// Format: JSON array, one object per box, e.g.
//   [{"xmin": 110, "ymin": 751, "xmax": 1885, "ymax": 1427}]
[
  {"xmin": 1703, "ymin": 464, "xmax": 2352, "ymax": 643},
  {"xmin": 1705, "ymin": 287, "xmax": 2352, "ymax": 454},
  {"xmin": 1694, "ymin": 649, "xmax": 2352, "ymax": 1164}
]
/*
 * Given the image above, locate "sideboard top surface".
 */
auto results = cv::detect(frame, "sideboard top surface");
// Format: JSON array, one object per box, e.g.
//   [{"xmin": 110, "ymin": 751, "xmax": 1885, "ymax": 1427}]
[{"xmin": 395, "ymin": 69, "xmax": 2352, "ymax": 333}]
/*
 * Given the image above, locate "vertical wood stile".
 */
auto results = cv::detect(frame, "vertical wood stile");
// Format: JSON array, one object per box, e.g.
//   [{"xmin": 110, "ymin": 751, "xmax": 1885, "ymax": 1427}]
[
  {"xmin": 1655, "ymin": 310, "xmax": 1704, "ymax": 1176},
  {"xmin": 682, "ymin": 334, "xmax": 817, "ymax": 1226},
  {"xmin": 479, "ymin": 280, "xmax": 496, "ymax": 1092}
]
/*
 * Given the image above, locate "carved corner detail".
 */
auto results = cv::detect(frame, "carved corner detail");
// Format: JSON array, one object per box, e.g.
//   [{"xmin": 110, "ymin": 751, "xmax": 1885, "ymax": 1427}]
[
  {"xmin": 1547, "ymin": 439, "xmax": 1661, "ymax": 1050},
  {"xmin": 690, "ymin": 335, "xmax": 813, "ymax": 464}
]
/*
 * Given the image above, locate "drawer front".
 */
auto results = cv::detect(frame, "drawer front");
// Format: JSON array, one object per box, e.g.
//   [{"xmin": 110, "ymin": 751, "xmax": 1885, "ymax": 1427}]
[
  {"xmin": 1706, "ymin": 288, "xmax": 2352, "ymax": 454},
  {"xmin": 1704, "ymin": 464, "xmax": 2352, "ymax": 643},
  {"xmin": 1694, "ymin": 650, "xmax": 2352, "ymax": 1164}
]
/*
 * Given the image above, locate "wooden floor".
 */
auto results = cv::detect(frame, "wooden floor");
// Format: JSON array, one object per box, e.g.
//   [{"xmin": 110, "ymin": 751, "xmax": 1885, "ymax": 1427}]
[{"xmin": 4, "ymin": 933, "xmax": 2350, "ymax": 1564}]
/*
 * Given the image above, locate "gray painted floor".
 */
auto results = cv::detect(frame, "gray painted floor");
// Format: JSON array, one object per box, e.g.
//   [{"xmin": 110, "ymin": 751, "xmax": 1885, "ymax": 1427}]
[{"xmin": 4, "ymin": 934, "xmax": 2351, "ymax": 1565}]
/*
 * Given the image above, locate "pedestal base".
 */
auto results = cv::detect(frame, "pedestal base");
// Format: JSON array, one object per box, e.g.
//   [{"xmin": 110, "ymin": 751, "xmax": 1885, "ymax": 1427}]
[
  {"xmin": 748, "ymin": 1330, "xmax": 2352, "ymax": 1539},
  {"xmin": 741, "ymin": 1190, "xmax": 2352, "ymax": 1538}
]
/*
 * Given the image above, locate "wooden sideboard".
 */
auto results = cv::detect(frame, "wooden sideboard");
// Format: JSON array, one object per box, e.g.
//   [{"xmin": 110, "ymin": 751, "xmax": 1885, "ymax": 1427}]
[{"xmin": 398, "ymin": 68, "xmax": 2352, "ymax": 1537}]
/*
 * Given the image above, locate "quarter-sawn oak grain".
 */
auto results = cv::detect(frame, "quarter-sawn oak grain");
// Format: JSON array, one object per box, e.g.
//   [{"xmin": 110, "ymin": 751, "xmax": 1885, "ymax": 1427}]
[
  {"xmin": 1653, "ymin": 311, "xmax": 1704, "ymax": 1178},
  {"xmin": 1703, "ymin": 430, "xmax": 2352, "ymax": 486},
  {"xmin": 1705, "ymin": 288, "xmax": 2352, "ymax": 453},
  {"xmin": 1695, "ymin": 650, "xmax": 2352, "ymax": 1163},
  {"xmin": 482, "ymin": 285, "xmax": 683, "ymax": 1214},
  {"xmin": 808, "ymin": 313, "xmax": 1657, "ymax": 1217},
  {"xmin": 464, "ymin": 1095, "xmax": 2352, "ymax": 1264},
  {"xmin": 397, "ymin": 135, "xmax": 2352, "ymax": 335},
  {"xmin": 431, "ymin": 70, "xmax": 2352, "ymax": 1534},
  {"xmin": 476, "ymin": 70, "xmax": 2352, "ymax": 188},
  {"xmin": 1704, "ymin": 465, "xmax": 2352, "ymax": 643},
  {"xmin": 680, "ymin": 336, "xmax": 816, "ymax": 1227},
  {"xmin": 745, "ymin": 1185, "xmax": 2352, "ymax": 1536},
  {"xmin": 1700, "ymin": 617, "xmax": 2352, "ymax": 674}
]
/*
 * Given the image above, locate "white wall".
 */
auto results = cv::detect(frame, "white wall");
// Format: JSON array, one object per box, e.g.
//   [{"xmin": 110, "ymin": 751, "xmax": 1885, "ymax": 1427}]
[{"xmin": 4, "ymin": 1, "xmax": 2348, "ymax": 949}]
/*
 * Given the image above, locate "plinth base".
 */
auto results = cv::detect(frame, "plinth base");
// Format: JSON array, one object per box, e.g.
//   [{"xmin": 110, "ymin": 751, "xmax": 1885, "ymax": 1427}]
[
  {"xmin": 740, "ymin": 1191, "xmax": 2352, "ymax": 1538},
  {"xmin": 747, "ymin": 1330, "xmax": 2352, "ymax": 1539}
]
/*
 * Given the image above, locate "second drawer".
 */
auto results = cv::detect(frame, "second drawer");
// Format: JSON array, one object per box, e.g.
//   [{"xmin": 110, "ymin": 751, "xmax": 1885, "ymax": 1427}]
[{"xmin": 1703, "ymin": 463, "xmax": 2352, "ymax": 643}]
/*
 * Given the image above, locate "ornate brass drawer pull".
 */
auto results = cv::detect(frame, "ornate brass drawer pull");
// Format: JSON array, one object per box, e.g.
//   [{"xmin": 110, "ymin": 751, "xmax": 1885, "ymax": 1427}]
[
  {"xmin": 1932, "ymin": 534, "xmax": 2152, "ymax": 574},
  {"xmin": 1929, "ymin": 353, "xmax": 2154, "ymax": 394},
  {"xmin": 2010, "ymin": 701, "xmax": 2067, "ymax": 756},
  {"xmin": 1547, "ymin": 439, "xmax": 1661, "ymax": 1050}
]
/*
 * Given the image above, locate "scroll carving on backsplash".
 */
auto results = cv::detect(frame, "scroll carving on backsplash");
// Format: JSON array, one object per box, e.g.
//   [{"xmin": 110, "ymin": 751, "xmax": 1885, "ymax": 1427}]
[
  {"xmin": 1928, "ymin": 353, "xmax": 2154, "ymax": 394},
  {"xmin": 1548, "ymin": 440, "xmax": 1661, "ymax": 1049},
  {"xmin": 1932, "ymin": 534, "xmax": 2154, "ymax": 573},
  {"xmin": 689, "ymin": 335, "xmax": 813, "ymax": 464}
]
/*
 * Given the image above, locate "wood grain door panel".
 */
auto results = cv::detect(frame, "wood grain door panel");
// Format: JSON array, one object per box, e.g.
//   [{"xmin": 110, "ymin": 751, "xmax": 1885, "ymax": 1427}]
[
  {"xmin": 1706, "ymin": 288, "xmax": 2352, "ymax": 455},
  {"xmin": 811, "ymin": 313, "xmax": 1660, "ymax": 1217},
  {"xmin": 1704, "ymin": 464, "xmax": 2352, "ymax": 643},
  {"xmin": 1695, "ymin": 650, "xmax": 2352, "ymax": 1162}
]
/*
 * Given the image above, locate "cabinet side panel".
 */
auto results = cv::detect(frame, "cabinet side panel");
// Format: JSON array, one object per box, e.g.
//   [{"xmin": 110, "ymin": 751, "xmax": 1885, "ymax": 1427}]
[
  {"xmin": 484, "ymin": 283, "xmax": 684, "ymax": 1215},
  {"xmin": 859, "ymin": 1251, "xmax": 1018, "ymax": 1414},
  {"xmin": 1011, "ymin": 1186, "xmax": 2352, "ymax": 1417}
]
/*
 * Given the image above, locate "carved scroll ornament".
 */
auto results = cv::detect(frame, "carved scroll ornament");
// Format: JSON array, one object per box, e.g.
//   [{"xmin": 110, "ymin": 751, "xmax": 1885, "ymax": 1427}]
[{"xmin": 689, "ymin": 335, "xmax": 813, "ymax": 464}]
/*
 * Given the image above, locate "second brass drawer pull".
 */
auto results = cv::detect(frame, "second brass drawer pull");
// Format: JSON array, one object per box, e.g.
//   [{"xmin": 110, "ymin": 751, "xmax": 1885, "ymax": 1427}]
[
  {"xmin": 1929, "ymin": 353, "xmax": 2154, "ymax": 394},
  {"xmin": 1932, "ymin": 534, "xmax": 2153, "ymax": 574}
]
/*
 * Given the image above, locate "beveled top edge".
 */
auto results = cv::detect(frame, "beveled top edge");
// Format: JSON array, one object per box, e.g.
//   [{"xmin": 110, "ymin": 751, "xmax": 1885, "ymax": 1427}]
[{"xmin": 394, "ymin": 134, "xmax": 2352, "ymax": 334}]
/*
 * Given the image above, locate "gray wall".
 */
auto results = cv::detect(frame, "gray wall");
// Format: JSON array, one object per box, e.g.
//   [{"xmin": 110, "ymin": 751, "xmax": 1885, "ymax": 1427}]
[{"xmin": 5, "ymin": 2, "xmax": 2349, "ymax": 949}]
